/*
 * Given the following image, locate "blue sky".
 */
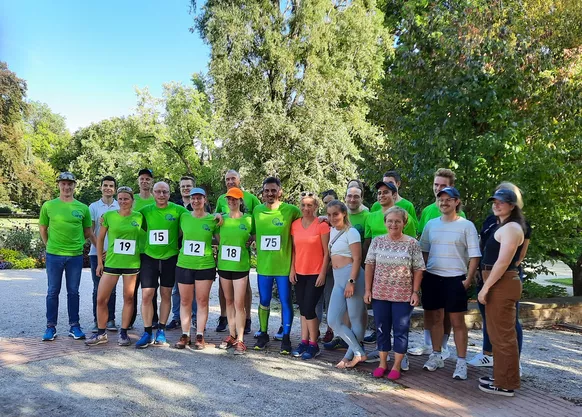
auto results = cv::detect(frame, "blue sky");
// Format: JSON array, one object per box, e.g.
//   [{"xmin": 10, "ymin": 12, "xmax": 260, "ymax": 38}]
[{"xmin": 0, "ymin": 1, "xmax": 209, "ymax": 132}]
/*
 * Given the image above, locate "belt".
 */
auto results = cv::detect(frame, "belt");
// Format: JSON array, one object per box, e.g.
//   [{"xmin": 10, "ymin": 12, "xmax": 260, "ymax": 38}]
[{"xmin": 481, "ymin": 264, "xmax": 519, "ymax": 272}]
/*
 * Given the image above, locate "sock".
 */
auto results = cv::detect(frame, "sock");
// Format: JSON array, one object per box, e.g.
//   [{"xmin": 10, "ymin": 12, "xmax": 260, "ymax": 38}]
[
  {"xmin": 309, "ymin": 341, "xmax": 318, "ymax": 347},
  {"xmin": 120, "ymin": 328, "xmax": 128, "ymax": 337},
  {"xmin": 184, "ymin": 331, "xmax": 190, "ymax": 337},
  {"xmin": 258, "ymin": 304, "xmax": 270, "ymax": 333},
  {"xmin": 442, "ymin": 333, "xmax": 450, "ymax": 349},
  {"xmin": 196, "ymin": 332, "xmax": 203, "ymax": 336},
  {"xmin": 302, "ymin": 339, "xmax": 308, "ymax": 345},
  {"xmin": 158, "ymin": 323, "xmax": 166, "ymax": 330},
  {"xmin": 424, "ymin": 329, "xmax": 432, "ymax": 346},
  {"xmin": 97, "ymin": 328, "xmax": 106, "ymax": 336},
  {"xmin": 145, "ymin": 326, "xmax": 152, "ymax": 335},
  {"xmin": 457, "ymin": 357, "xmax": 466, "ymax": 364}
]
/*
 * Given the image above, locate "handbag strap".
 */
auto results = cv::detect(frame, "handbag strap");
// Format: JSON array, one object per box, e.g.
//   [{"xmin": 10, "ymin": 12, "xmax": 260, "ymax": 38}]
[{"xmin": 328, "ymin": 229, "xmax": 346, "ymax": 251}]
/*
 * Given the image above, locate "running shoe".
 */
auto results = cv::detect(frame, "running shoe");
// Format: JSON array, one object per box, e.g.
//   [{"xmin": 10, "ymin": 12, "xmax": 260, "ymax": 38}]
[
  {"xmin": 135, "ymin": 332, "xmax": 155, "ymax": 349},
  {"xmin": 468, "ymin": 352, "xmax": 493, "ymax": 367},
  {"xmin": 42, "ymin": 327, "xmax": 57, "ymax": 341},
  {"xmin": 254, "ymin": 332, "xmax": 269, "ymax": 350},
  {"xmin": 479, "ymin": 376, "xmax": 494, "ymax": 384},
  {"xmin": 154, "ymin": 329, "xmax": 168, "ymax": 345},
  {"xmin": 292, "ymin": 341, "xmax": 308, "ymax": 358},
  {"xmin": 301, "ymin": 344, "xmax": 320, "ymax": 360},
  {"xmin": 244, "ymin": 319, "xmax": 251, "ymax": 335},
  {"xmin": 194, "ymin": 334, "xmax": 206, "ymax": 350},
  {"xmin": 174, "ymin": 334, "xmax": 191, "ymax": 349},
  {"xmin": 273, "ymin": 326, "xmax": 284, "ymax": 341},
  {"xmin": 106, "ymin": 320, "xmax": 118, "ymax": 331},
  {"xmin": 233, "ymin": 340, "xmax": 247, "ymax": 355},
  {"xmin": 423, "ymin": 353, "xmax": 444, "ymax": 372},
  {"xmin": 407, "ymin": 344, "xmax": 432, "ymax": 356},
  {"xmin": 478, "ymin": 383, "xmax": 515, "ymax": 397},
  {"xmin": 254, "ymin": 330, "xmax": 262, "ymax": 338},
  {"xmin": 219, "ymin": 335, "xmax": 237, "ymax": 350},
  {"xmin": 364, "ymin": 350, "xmax": 381, "ymax": 363},
  {"xmin": 91, "ymin": 323, "xmax": 98, "ymax": 333},
  {"xmin": 280, "ymin": 334, "xmax": 292, "ymax": 355},
  {"xmin": 166, "ymin": 319, "xmax": 181, "ymax": 330},
  {"xmin": 118, "ymin": 333, "xmax": 131, "ymax": 346},
  {"xmin": 363, "ymin": 331, "xmax": 377, "ymax": 344},
  {"xmin": 401, "ymin": 354, "xmax": 410, "ymax": 371},
  {"xmin": 323, "ymin": 336, "xmax": 348, "ymax": 350},
  {"xmin": 441, "ymin": 346, "xmax": 451, "ymax": 361},
  {"xmin": 215, "ymin": 316, "xmax": 228, "ymax": 332},
  {"xmin": 453, "ymin": 360, "xmax": 468, "ymax": 380},
  {"xmin": 85, "ymin": 333, "xmax": 108, "ymax": 346},
  {"xmin": 322, "ymin": 328, "xmax": 334, "ymax": 344},
  {"xmin": 68, "ymin": 326, "xmax": 86, "ymax": 340}
]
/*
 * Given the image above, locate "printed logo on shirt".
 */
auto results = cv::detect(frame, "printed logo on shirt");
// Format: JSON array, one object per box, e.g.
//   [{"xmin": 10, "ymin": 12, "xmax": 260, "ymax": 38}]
[
  {"xmin": 271, "ymin": 218, "xmax": 284, "ymax": 227},
  {"xmin": 239, "ymin": 224, "xmax": 248, "ymax": 231},
  {"xmin": 164, "ymin": 214, "xmax": 177, "ymax": 221},
  {"xmin": 71, "ymin": 210, "xmax": 84, "ymax": 219},
  {"xmin": 131, "ymin": 221, "xmax": 139, "ymax": 227},
  {"xmin": 202, "ymin": 224, "xmax": 211, "ymax": 231}
]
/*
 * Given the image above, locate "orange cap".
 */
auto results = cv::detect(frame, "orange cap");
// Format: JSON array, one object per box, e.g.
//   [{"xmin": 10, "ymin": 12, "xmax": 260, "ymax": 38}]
[{"xmin": 226, "ymin": 187, "xmax": 244, "ymax": 199}]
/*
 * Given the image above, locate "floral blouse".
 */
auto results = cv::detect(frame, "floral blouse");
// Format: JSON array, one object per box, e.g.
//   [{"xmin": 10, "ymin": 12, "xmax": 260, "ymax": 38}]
[{"xmin": 365, "ymin": 235, "xmax": 426, "ymax": 302}]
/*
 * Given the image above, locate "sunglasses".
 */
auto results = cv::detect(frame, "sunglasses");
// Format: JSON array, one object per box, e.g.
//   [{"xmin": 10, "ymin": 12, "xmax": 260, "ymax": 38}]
[
  {"xmin": 117, "ymin": 186, "xmax": 134, "ymax": 194},
  {"xmin": 300, "ymin": 191, "xmax": 315, "ymax": 197}
]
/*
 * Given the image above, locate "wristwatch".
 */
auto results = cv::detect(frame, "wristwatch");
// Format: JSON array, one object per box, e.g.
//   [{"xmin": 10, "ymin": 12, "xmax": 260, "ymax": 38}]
[
  {"xmin": 348, "ymin": 278, "xmax": 356, "ymax": 284},
  {"xmin": 413, "ymin": 290, "xmax": 421, "ymax": 295}
]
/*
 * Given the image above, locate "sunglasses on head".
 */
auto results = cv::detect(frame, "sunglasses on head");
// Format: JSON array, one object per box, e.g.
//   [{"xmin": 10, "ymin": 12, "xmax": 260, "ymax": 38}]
[{"xmin": 301, "ymin": 191, "xmax": 315, "ymax": 197}]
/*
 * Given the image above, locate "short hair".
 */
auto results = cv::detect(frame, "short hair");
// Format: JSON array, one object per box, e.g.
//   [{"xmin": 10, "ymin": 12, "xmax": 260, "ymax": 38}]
[
  {"xmin": 101, "ymin": 175, "xmax": 117, "ymax": 188},
  {"xmin": 434, "ymin": 168, "xmax": 456, "ymax": 185},
  {"xmin": 179, "ymin": 176, "xmax": 196, "ymax": 186},
  {"xmin": 225, "ymin": 169, "xmax": 240, "ymax": 178},
  {"xmin": 383, "ymin": 170, "xmax": 401, "ymax": 183},
  {"xmin": 383, "ymin": 206, "xmax": 408, "ymax": 225},
  {"xmin": 346, "ymin": 179, "xmax": 364, "ymax": 193},
  {"xmin": 321, "ymin": 189, "xmax": 338, "ymax": 199},
  {"xmin": 262, "ymin": 177, "xmax": 281, "ymax": 187}
]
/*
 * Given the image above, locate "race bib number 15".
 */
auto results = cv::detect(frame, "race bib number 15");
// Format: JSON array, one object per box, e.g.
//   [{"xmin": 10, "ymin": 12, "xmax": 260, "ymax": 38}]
[
  {"xmin": 149, "ymin": 230, "xmax": 168, "ymax": 245},
  {"xmin": 260, "ymin": 235, "xmax": 281, "ymax": 251}
]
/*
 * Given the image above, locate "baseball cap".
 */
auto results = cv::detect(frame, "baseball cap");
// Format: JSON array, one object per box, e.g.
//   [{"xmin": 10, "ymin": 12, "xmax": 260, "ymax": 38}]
[
  {"xmin": 487, "ymin": 189, "xmax": 517, "ymax": 205},
  {"xmin": 190, "ymin": 187, "xmax": 206, "ymax": 196},
  {"xmin": 375, "ymin": 181, "xmax": 398, "ymax": 193},
  {"xmin": 138, "ymin": 168, "xmax": 153, "ymax": 178},
  {"xmin": 226, "ymin": 187, "xmax": 244, "ymax": 199},
  {"xmin": 437, "ymin": 186, "xmax": 461, "ymax": 199},
  {"xmin": 56, "ymin": 172, "xmax": 76, "ymax": 182}
]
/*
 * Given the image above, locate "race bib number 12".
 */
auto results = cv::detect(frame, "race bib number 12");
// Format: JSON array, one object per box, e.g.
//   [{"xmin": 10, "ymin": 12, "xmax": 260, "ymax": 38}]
[
  {"xmin": 260, "ymin": 235, "xmax": 281, "ymax": 251},
  {"xmin": 184, "ymin": 240, "xmax": 205, "ymax": 256}
]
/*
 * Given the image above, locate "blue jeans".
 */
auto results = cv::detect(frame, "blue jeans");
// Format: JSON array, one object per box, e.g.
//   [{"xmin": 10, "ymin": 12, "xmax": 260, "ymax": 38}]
[
  {"xmin": 45, "ymin": 253, "xmax": 83, "ymax": 327},
  {"xmin": 89, "ymin": 255, "xmax": 116, "ymax": 323},
  {"xmin": 171, "ymin": 282, "xmax": 197, "ymax": 321},
  {"xmin": 372, "ymin": 299, "xmax": 414, "ymax": 354}
]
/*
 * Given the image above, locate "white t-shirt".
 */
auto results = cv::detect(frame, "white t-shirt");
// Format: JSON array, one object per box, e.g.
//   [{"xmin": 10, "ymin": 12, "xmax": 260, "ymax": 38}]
[
  {"xmin": 419, "ymin": 217, "xmax": 481, "ymax": 277},
  {"xmin": 329, "ymin": 227, "xmax": 361, "ymax": 258},
  {"xmin": 88, "ymin": 199, "xmax": 119, "ymax": 256}
]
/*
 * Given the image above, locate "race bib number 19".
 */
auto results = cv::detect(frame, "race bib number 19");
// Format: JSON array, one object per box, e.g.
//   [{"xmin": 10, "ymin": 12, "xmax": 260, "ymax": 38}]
[
  {"xmin": 260, "ymin": 235, "xmax": 281, "ymax": 251},
  {"xmin": 149, "ymin": 230, "xmax": 168, "ymax": 245},
  {"xmin": 184, "ymin": 240, "xmax": 205, "ymax": 256},
  {"xmin": 113, "ymin": 239, "xmax": 136, "ymax": 255},
  {"xmin": 221, "ymin": 245, "xmax": 241, "ymax": 262}
]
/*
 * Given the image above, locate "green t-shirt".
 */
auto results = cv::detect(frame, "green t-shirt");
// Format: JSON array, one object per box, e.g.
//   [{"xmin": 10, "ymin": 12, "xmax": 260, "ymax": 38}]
[
  {"xmin": 215, "ymin": 190, "xmax": 261, "ymax": 215},
  {"xmin": 134, "ymin": 195, "xmax": 154, "ymax": 253},
  {"xmin": 39, "ymin": 199, "xmax": 92, "ymax": 256},
  {"xmin": 177, "ymin": 213, "xmax": 218, "ymax": 270},
  {"xmin": 102, "ymin": 210, "xmax": 143, "ymax": 269},
  {"xmin": 372, "ymin": 198, "xmax": 418, "ymax": 218},
  {"xmin": 253, "ymin": 202, "xmax": 301, "ymax": 276},
  {"xmin": 364, "ymin": 208, "xmax": 417, "ymax": 239},
  {"xmin": 418, "ymin": 202, "xmax": 466, "ymax": 235},
  {"xmin": 348, "ymin": 210, "xmax": 369, "ymax": 242},
  {"xmin": 139, "ymin": 202, "xmax": 189, "ymax": 260},
  {"xmin": 217, "ymin": 214, "xmax": 254, "ymax": 272}
]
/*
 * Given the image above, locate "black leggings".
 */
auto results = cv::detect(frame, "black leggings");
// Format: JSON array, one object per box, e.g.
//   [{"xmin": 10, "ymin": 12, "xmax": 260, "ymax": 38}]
[
  {"xmin": 295, "ymin": 274, "xmax": 325, "ymax": 320},
  {"xmin": 129, "ymin": 273, "xmax": 158, "ymax": 327}
]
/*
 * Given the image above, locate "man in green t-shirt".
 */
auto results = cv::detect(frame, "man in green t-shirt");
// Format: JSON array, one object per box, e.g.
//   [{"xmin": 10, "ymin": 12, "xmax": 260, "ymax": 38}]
[
  {"xmin": 39, "ymin": 172, "xmax": 96, "ymax": 342},
  {"xmin": 253, "ymin": 177, "xmax": 301, "ymax": 354},
  {"xmin": 371, "ymin": 170, "xmax": 418, "ymax": 232},
  {"xmin": 135, "ymin": 181, "xmax": 189, "ymax": 349},
  {"xmin": 214, "ymin": 169, "xmax": 260, "ymax": 334},
  {"xmin": 346, "ymin": 186, "xmax": 369, "ymax": 242}
]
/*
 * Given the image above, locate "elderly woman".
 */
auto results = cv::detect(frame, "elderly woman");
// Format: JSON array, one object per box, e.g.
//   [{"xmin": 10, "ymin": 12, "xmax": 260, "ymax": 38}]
[
  {"xmin": 477, "ymin": 188, "xmax": 525, "ymax": 397},
  {"xmin": 364, "ymin": 206, "xmax": 425, "ymax": 380}
]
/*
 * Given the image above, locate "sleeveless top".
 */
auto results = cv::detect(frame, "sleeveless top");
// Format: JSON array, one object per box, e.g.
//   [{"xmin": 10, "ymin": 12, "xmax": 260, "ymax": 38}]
[{"xmin": 481, "ymin": 222, "xmax": 522, "ymax": 270}]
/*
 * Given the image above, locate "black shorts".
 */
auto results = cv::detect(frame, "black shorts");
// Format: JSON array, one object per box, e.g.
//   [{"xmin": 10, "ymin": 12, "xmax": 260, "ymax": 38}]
[
  {"xmin": 103, "ymin": 267, "xmax": 140, "ymax": 276},
  {"xmin": 218, "ymin": 270, "xmax": 249, "ymax": 280},
  {"xmin": 140, "ymin": 254, "xmax": 178, "ymax": 288},
  {"xmin": 176, "ymin": 266, "xmax": 216, "ymax": 284},
  {"xmin": 421, "ymin": 271, "xmax": 468, "ymax": 313}
]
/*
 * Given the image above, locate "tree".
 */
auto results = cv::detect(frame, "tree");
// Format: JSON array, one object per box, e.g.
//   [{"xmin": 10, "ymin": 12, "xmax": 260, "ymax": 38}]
[{"xmin": 193, "ymin": 0, "xmax": 390, "ymax": 197}]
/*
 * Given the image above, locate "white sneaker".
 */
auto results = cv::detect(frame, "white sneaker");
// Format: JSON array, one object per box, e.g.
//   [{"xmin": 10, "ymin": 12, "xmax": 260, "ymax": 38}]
[
  {"xmin": 453, "ymin": 360, "xmax": 467, "ymax": 380},
  {"xmin": 401, "ymin": 354, "xmax": 410, "ymax": 371},
  {"xmin": 423, "ymin": 353, "xmax": 444, "ymax": 371},
  {"xmin": 441, "ymin": 346, "xmax": 451, "ymax": 361},
  {"xmin": 408, "ymin": 344, "xmax": 432, "ymax": 356},
  {"xmin": 468, "ymin": 352, "xmax": 493, "ymax": 367}
]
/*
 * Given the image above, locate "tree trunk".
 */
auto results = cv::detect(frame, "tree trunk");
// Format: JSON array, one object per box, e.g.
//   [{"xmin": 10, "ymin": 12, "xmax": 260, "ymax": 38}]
[{"xmin": 573, "ymin": 253, "xmax": 582, "ymax": 297}]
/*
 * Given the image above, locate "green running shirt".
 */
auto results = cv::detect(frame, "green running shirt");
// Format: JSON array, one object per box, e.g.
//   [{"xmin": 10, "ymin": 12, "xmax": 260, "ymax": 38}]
[
  {"xmin": 348, "ymin": 210, "xmax": 369, "ymax": 242},
  {"xmin": 139, "ymin": 202, "xmax": 189, "ymax": 260},
  {"xmin": 177, "ymin": 213, "xmax": 218, "ymax": 270},
  {"xmin": 418, "ymin": 202, "xmax": 466, "ymax": 235},
  {"xmin": 102, "ymin": 210, "xmax": 144, "ymax": 269},
  {"xmin": 215, "ymin": 190, "xmax": 261, "ymax": 215},
  {"xmin": 217, "ymin": 214, "xmax": 254, "ymax": 272},
  {"xmin": 364, "ymin": 208, "xmax": 417, "ymax": 239},
  {"xmin": 39, "ymin": 199, "xmax": 92, "ymax": 256}
]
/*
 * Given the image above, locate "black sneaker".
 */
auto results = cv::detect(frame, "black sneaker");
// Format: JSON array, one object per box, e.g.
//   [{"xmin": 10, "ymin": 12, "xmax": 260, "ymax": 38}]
[
  {"xmin": 479, "ymin": 376, "xmax": 494, "ymax": 384},
  {"xmin": 215, "ymin": 316, "xmax": 228, "ymax": 332},
  {"xmin": 273, "ymin": 326, "xmax": 284, "ymax": 341},
  {"xmin": 280, "ymin": 334, "xmax": 292, "ymax": 355},
  {"xmin": 166, "ymin": 319, "xmax": 181, "ymax": 330},
  {"xmin": 478, "ymin": 383, "xmax": 515, "ymax": 397},
  {"xmin": 244, "ymin": 319, "xmax": 251, "ymax": 335},
  {"xmin": 152, "ymin": 322, "xmax": 159, "ymax": 330},
  {"xmin": 323, "ymin": 336, "xmax": 348, "ymax": 350},
  {"xmin": 363, "ymin": 331, "xmax": 377, "ymax": 344},
  {"xmin": 254, "ymin": 332, "xmax": 270, "ymax": 350}
]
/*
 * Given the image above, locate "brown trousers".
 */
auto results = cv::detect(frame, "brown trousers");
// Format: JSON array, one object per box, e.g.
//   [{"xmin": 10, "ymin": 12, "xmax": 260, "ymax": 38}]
[{"xmin": 483, "ymin": 270, "xmax": 522, "ymax": 390}]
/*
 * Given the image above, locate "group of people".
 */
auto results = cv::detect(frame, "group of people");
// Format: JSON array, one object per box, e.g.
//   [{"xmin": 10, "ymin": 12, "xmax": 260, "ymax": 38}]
[{"xmin": 39, "ymin": 167, "xmax": 529, "ymax": 397}]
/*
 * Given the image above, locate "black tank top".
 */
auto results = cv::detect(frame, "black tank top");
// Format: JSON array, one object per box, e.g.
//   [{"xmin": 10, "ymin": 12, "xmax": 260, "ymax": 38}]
[{"xmin": 482, "ymin": 222, "xmax": 521, "ymax": 270}]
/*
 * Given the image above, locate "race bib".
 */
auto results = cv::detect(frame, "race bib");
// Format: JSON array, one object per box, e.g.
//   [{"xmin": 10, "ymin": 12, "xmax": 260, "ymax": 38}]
[
  {"xmin": 260, "ymin": 235, "xmax": 281, "ymax": 251},
  {"xmin": 184, "ymin": 240, "xmax": 205, "ymax": 256},
  {"xmin": 221, "ymin": 245, "xmax": 241, "ymax": 262},
  {"xmin": 113, "ymin": 239, "xmax": 136, "ymax": 255},
  {"xmin": 149, "ymin": 230, "xmax": 168, "ymax": 245}
]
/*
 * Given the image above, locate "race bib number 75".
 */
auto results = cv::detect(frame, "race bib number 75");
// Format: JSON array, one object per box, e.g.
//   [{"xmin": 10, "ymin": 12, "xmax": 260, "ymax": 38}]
[{"xmin": 260, "ymin": 235, "xmax": 281, "ymax": 251}]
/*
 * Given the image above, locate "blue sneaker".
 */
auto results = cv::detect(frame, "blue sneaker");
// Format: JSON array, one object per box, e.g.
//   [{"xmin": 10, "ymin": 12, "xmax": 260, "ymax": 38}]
[
  {"xmin": 136, "ymin": 332, "xmax": 155, "ymax": 349},
  {"xmin": 154, "ymin": 329, "xmax": 168, "ymax": 345},
  {"xmin": 292, "ymin": 342, "xmax": 308, "ymax": 358},
  {"xmin": 42, "ymin": 327, "xmax": 57, "ymax": 341},
  {"xmin": 301, "ymin": 344, "xmax": 321, "ymax": 360},
  {"xmin": 68, "ymin": 326, "xmax": 86, "ymax": 340}
]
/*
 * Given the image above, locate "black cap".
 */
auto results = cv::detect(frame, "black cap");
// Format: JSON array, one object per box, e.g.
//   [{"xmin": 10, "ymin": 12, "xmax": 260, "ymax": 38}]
[
  {"xmin": 138, "ymin": 168, "xmax": 153, "ymax": 178},
  {"xmin": 487, "ymin": 189, "xmax": 517, "ymax": 205},
  {"xmin": 437, "ymin": 186, "xmax": 461, "ymax": 199},
  {"xmin": 375, "ymin": 181, "xmax": 398, "ymax": 193}
]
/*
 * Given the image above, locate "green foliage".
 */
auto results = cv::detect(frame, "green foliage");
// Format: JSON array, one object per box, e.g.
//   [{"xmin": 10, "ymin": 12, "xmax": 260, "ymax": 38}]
[
  {"xmin": 0, "ymin": 248, "xmax": 39, "ymax": 269},
  {"xmin": 0, "ymin": 226, "xmax": 45, "ymax": 266},
  {"xmin": 0, "ymin": 206, "xmax": 12, "ymax": 215},
  {"xmin": 522, "ymin": 281, "xmax": 568, "ymax": 299},
  {"xmin": 547, "ymin": 278, "xmax": 573, "ymax": 287}
]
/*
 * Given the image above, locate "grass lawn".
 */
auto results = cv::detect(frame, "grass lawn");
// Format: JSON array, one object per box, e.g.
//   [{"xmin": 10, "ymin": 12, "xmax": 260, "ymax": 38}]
[
  {"xmin": 547, "ymin": 278, "xmax": 573, "ymax": 286},
  {"xmin": 0, "ymin": 218, "xmax": 39, "ymax": 233}
]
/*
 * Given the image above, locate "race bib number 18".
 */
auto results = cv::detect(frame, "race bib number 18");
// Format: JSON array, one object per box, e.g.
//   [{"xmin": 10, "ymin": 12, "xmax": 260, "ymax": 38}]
[
  {"xmin": 184, "ymin": 240, "xmax": 205, "ymax": 256},
  {"xmin": 113, "ymin": 239, "xmax": 136, "ymax": 255},
  {"xmin": 149, "ymin": 230, "xmax": 168, "ymax": 245},
  {"xmin": 260, "ymin": 235, "xmax": 281, "ymax": 251},
  {"xmin": 221, "ymin": 245, "xmax": 241, "ymax": 262}
]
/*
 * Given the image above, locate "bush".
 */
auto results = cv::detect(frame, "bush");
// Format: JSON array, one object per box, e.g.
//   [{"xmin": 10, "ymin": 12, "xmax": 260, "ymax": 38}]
[
  {"xmin": 0, "ymin": 248, "xmax": 40, "ymax": 269},
  {"xmin": 0, "ymin": 206, "xmax": 12, "ymax": 215},
  {"xmin": 522, "ymin": 281, "xmax": 568, "ymax": 299},
  {"xmin": 0, "ymin": 226, "xmax": 45, "ymax": 266}
]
